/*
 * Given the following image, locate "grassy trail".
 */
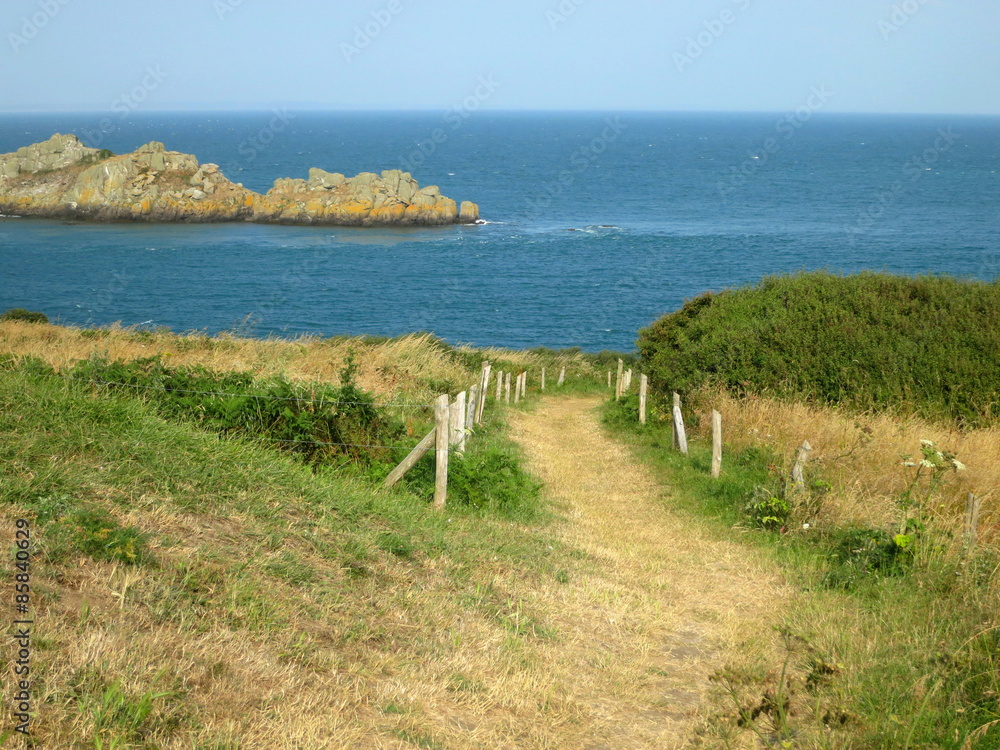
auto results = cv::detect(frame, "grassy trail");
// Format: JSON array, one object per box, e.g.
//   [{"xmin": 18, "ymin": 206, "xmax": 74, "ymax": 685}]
[{"xmin": 507, "ymin": 395, "xmax": 790, "ymax": 748}]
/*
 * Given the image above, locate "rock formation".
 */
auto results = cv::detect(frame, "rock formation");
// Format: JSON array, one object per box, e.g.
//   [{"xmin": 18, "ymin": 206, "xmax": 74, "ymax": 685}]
[{"xmin": 0, "ymin": 134, "xmax": 480, "ymax": 226}]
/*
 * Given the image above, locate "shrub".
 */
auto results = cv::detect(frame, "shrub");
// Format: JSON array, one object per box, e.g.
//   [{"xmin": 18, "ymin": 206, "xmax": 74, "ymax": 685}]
[
  {"xmin": 404, "ymin": 444, "xmax": 541, "ymax": 517},
  {"xmin": 637, "ymin": 272, "xmax": 1000, "ymax": 426},
  {"xmin": 820, "ymin": 527, "xmax": 911, "ymax": 590},
  {"xmin": 2, "ymin": 308, "xmax": 48, "ymax": 324},
  {"xmin": 68, "ymin": 353, "xmax": 405, "ymax": 466}
]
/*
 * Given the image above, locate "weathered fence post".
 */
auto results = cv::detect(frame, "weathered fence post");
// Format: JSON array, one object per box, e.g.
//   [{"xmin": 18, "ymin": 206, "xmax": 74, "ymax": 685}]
[
  {"xmin": 964, "ymin": 492, "xmax": 982, "ymax": 551},
  {"xmin": 791, "ymin": 441, "xmax": 812, "ymax": 491},
  {"xmin": 434, "ymin": 394, "xmax": 449, "ymax": 509},
  {"xmin": 639, "ymin": 374, "xmax": 648, "ymax": 425},
  {"xmin": 521, "ymin": 372, "xmax": 527, "ymax": 398},
  {"xmin": 615, "ymin": 359, "xmax": 624, "ymax": 401},
  {"xmin": 383, "ymin": 429, "xmax": 435, "ymax": 488},
  {"xmin": 466, "ymin": 385, "xmax": 477, "ymax": 434},
  {"xmin": 625, "ymin": 369, "xmax": 632, "ymax": 393},
  {"xmin": 607, "ymin": 371, "xmax": 612, "ymax": 388},
  {"xmin": 505, "ymin": 372, "xmax": 511, "ymax": 404},
  {"xmin": 672, "ymin": 396, "xmax": 688, "ymax": 455},
  {"xmin": 558, "ymin": 367, "xmax": 566, "ymax": 386},
  {"xmin": 514, "ymin": 373, "xmax": 521, "ymax": 404},
  {"xmin": 711, "ymin": 410, "xmax": 722, "ymax": 478},
  {"xmin": 495, "ymin": 371, "xmax": 503, "ymax": 400},
  {"xmin": 450, "ymin": 391, "xmax": 466, "ymax": 454},
  {"xmin": 541, "ymin": 367, "xmax": 546, "ymax": 391},
  {"xmin": 672, "ymin": 392, "xmax": 680, "ymax": 449},
  {"xmin": 476, "ymin": 363, "xmax": 491, "ymax": 424}
]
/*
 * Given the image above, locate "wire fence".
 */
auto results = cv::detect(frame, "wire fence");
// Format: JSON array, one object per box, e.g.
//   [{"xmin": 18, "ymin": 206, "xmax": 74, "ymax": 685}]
[
  {"xmin": 1, "ymin": 367, "xmax": 442, "ymax": 453},
  {"xmin": 7, "ymin": 368, "xmax": 438, "ymax": 409}
]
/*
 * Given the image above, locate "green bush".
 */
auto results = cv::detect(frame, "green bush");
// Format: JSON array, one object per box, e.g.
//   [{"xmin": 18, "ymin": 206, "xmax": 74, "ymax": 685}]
[
  {"xmin": 2, "ymin": 308, "xmax": 48, "ymax": 324},
  {"xmin": 68, "ymin": 352, "xmax": 405, "ymax": 466},
  {"xmin": 403, "ymin": 443, "xmax": 541, "ymax": 518},
  {"xmin": 637, "ymin": 272, "xmax": 1000, "ymax": 426}
]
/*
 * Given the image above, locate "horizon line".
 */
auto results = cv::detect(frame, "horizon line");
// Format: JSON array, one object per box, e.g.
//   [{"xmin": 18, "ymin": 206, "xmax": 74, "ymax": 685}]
[{"xmin": 1, "ymin": 108, "xmax": 999, "ymax": 118}]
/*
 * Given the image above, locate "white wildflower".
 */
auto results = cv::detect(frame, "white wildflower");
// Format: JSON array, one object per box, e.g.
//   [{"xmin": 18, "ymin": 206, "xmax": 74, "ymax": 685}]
[
  {"xmin": 920, "ymin": 459, "xmax": 935, "ymax": 468},
  {"xmin": 952, "ymin": 459, "xmax": 966, "ymax": 471},
  {"xmin": 902, "ymin": 461, "xmax": 917, "ymax": 467},
  {"xmin": 920, "ymin": 439, "xmax": 934, "ymax": 447},
  {"xmin": 935, "ymin": 451, "xmax": 944, "ymax": 461}
]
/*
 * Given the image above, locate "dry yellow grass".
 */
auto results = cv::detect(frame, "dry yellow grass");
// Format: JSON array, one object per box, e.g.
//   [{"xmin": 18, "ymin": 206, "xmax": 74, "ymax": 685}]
[
  {"xmin": 0, "ymin": 320, "xmax": 598, "ymax": 404},
  {"xmin": 506, "ymin": 396, "xmax": 791, "ymax": 748},
  {"xmin": 687, "ymin": 388, "xmax": 999, "ymax": 544},
  {"xmin": 0, "ymin": 320, "xmax": 467, "ymax": 401}
]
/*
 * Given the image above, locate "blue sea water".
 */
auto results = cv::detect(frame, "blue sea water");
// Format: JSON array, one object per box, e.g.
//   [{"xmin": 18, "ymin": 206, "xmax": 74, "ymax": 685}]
[{"xmin": 0, "ymin": 111, "xmax": 997, "ymax": 352}]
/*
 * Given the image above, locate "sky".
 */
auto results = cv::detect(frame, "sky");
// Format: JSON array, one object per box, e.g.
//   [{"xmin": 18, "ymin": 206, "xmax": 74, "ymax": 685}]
[{"xmin": 1, "ymin": 0, "xmax": 998, "ymax": 115}]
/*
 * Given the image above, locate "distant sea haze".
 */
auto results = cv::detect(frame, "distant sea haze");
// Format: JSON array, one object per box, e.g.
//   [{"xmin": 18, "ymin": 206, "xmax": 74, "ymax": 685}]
[{"xmin": 1, "ymin": 112, "xmax": 997, "ymax": 352}]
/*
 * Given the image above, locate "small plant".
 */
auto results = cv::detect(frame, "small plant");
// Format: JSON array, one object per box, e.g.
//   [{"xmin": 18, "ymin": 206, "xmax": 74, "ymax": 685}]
[
  {"xmin": 896, "ymin": 439, "xmax": 965, "ymax": 548},
  {"xmin": 743, "ymin": 486, "xmax": 790, "ymax": 531},
  {"xmin": 81, "ymin": 673, "xmax": 173, "ymax": 747},
  {"xmin": 821, "ymin": 526, "xmax": 912, "ymax": 589},
  {"xmin": 46, "ymin": 506, "xmax": 150, "ymax": 565}
]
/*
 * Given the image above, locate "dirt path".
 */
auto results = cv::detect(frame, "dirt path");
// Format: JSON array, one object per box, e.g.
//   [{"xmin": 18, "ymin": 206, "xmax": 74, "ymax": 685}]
[{"xmin": 506, "ymin": 396, "xmax": 789, "ymax": 748}]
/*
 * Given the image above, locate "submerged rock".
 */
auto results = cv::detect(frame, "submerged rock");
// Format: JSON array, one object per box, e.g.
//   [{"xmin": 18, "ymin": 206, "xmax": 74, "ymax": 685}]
[{"xmin": 0, "ymin": 134, "xmax": 481, "ymax": 227}]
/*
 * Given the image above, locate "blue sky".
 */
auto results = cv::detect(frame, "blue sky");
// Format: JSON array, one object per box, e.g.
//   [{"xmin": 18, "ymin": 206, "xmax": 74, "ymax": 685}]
[{"xmin": 2, "ymin": 0, "xmax": 997, "ymax": 114}]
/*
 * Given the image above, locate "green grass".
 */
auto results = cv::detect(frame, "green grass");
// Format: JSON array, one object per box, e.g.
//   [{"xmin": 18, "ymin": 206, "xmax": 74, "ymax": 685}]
[
  {"xmin": 637, "ymin": 271, "xmax": 1000, "ymax": 426},
  {"xmin": 603, "ymin": 396, "xmax": 1000, "ymax": 749},
  {"xmin": 0, "ymin": 347, "xmax": 575, "ymax": 746}
]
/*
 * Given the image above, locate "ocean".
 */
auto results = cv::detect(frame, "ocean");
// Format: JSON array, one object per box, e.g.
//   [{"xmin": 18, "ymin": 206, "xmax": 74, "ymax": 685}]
[{"xmin": 0, "ymin": 111, "xmax": 997, "ymax": 352}]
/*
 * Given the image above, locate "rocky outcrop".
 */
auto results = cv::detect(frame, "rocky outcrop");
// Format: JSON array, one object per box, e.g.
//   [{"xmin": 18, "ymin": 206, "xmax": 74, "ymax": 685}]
[{"xmin": 0, "ymin": 134, "xmax": 480, "ymax": 226}]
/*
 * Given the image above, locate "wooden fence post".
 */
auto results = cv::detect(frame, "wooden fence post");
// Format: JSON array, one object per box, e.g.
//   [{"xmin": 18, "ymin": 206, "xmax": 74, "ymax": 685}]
[
  {"xmin": 383, "ymin": 428, "xmax": 436, "ymax": 488},
  {"xmin": 541, "ymin": 367, "xmax": 546, "ymax": 391},
  {"xmin": 607, "ymin": 371, "xmax": 611, "ymax": 388},
  {"xmin": 495, "ymin": 371, "xmax": 503, "ymax": 400},
  {"xmin": 615, "ymin": 359, "xmax": 624, "ymax": 401},
  {"xmin": 791, "ymin": 441, "xmax": 812, "ymax": 491},
  {"xmin": 558, "ymin": 367, "xmax": 565, "ymax": 386},
  {"xmin": 505, "ymin": 373, "xmax": 511, "ymax": 404},
  {"xmin": 639, "ymin": 374, "xmax": 648, "ymax": 425},
  {"xmin": 476, "ymin": 363, "xmax": 491, "ymax": 424},
  {"xmin": 466, "ymin": 385, "xmax": 477, "ymax": 434},
  {"xmin": 672, "ymin": 392, "xmax": 680, "ymax": 449},
  {"xmin": 521, "ymin": 372, "xmax": 527, "ymax": 398},
  {"xmin": 673, "ymin": 398, "xmax": 689, "ymax": 455},
  {"xmin": 514, "ymin": 373, "xmax": 520, "ymax": 404},
  {"xmin": 964, "ymin": 492, "xmax": 982, "ymax": 551},
  {"xmin": 450, "ymin": 391, "xmax": 466, "ymax": 454},
  {"xmin": 434, "ymin": 394, "xmax": 449, "ymax": 509},
  {"xmin": 625, "ymin": 369, "xmax": 632, "ymax": 393},
  {"xmin": 711, "ymin": 410, "xmax": 722, "ymax": 478}
]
